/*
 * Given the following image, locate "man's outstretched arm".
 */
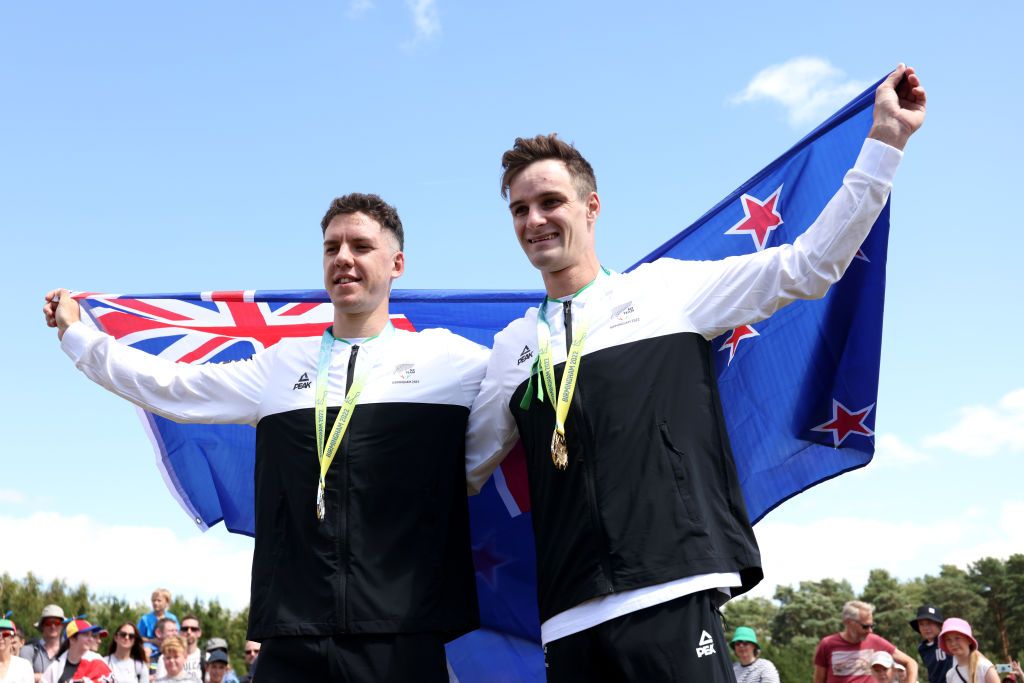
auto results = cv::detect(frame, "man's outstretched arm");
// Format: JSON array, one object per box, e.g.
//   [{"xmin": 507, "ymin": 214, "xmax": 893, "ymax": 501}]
[{"xmin": 43, "ymin": 288, "xmax": 270, "ymax": 425}]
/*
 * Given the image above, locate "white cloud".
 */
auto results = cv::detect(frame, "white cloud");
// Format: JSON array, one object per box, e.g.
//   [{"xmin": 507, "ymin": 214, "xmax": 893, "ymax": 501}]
[
  {"xmin": 923, "ymin": 388, "xmax": 1024, "ymax": 457},
  {"xmin": 348, "ymin": 0, "xmax": 374, "ymax": 17},
  {"xmin": 732, "ymin": 57, "xmax": 868, "ymax": 127},
  {"xmin": 872, "ymin": 433, "xmax": 927, "ymax": 467},
  {"xmin": 0, "ymin": 489, "xmax": 26, "ymax": 504},
  {"xmin": 406, "ymin": 0, "xmax": 441, "ymax": 44},
  {"xmin": 746, "ymin": 500, "xmax": 1024, "ymax": 601},
  {"xmin": 1, "ymin": 512, "xmax": 253, "ymax": 610}
]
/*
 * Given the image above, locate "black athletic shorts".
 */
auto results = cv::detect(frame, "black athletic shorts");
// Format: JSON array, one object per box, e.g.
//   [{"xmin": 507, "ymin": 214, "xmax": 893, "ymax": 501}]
[
  {"xmin": 543, "ymin": 589, "xmax": 735, "ymax": 682},
  {"xmin": 255, "ymin": 632, "xmax": 448, "ymax": 683}
]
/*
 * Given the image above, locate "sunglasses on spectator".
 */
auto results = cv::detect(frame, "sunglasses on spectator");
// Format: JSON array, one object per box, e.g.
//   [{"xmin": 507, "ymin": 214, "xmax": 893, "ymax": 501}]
[
  {"xmin": 116, "ymin": 631, "xmax": 136, "ymax": 640},
  {"xmin": 858, "ymin": 622, "xmax": 876, "ymax": 630},
  {"xmin": 0, "ymin": 631, "xmax": 13, "ymax": 639},
  {"xmin": 41, "ymin": 620, "xmax": 62, "ymax": 628},
  {"xmin": 245, "ymin": 649, "xmax": 260, "ymax": 654},
  {"xmin": 181, "ymin": 626, "xmax": 201, "ymax": 633}
]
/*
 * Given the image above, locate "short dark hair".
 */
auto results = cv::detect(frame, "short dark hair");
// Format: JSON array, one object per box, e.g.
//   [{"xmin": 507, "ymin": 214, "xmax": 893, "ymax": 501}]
[
  {"xmin": 320, "ymin": 193, "xmax": 404, "ymax": 251},
  {"xmin": 500, "ymin": 134, "xmax": 597, "ymax": 200}
]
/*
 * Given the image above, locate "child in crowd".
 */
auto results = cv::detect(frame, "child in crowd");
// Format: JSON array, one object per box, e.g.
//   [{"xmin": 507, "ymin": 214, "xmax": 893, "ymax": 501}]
[{"xmin": 137, "ymin": 589, "xmax": 178, "ymax": 656}]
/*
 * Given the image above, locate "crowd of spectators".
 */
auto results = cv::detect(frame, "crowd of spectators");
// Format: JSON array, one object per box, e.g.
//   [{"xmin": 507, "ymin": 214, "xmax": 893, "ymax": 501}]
[
  {"xmin": 730, "ymin": 600, "xmax": 1024, "ymax": 683},
  {"xmin": 1, "ymin": 589, "xmax": 259, "ymax": 683},
  {"xmin": 6, "ymin": 590, "xmax": 1023, "ymax": 681}
]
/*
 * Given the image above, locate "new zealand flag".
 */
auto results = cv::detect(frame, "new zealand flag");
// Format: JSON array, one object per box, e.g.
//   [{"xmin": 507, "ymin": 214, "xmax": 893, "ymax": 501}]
[{"xmin": 77, "ymin": 77, "xmax": 890, "ymax": 681}]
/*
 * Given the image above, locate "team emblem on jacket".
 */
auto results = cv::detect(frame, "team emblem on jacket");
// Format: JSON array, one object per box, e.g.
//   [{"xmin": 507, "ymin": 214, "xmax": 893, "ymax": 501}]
[
  {"xmin": 392, "ymin": 363, "xmax": 419, "ymax": 384},
  {"xmin": 610, "ymin": 300, "xmax": 639, "ymax": 328}
]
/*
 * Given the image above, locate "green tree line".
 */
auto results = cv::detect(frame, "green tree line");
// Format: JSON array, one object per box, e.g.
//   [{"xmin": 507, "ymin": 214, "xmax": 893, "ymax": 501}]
[
  {"xmin": 4, "ymin": 555, "xmax": 1023, "ymax": 680},
  {"xmin": 0, "ymin": 573, "xmax": 250, "ymax": 674},
  {"xmin": 722, "ymin": 554, "xmax": 1024, "ymax": 681}
]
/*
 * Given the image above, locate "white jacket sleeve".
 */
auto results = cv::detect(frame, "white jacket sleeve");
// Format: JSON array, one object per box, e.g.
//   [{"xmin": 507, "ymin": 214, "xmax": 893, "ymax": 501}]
[
  {"xmin": 464, "ymin": 325, "xmax": 525, "ymax": 495},
  {"xmin": 673, "ymin": 138, "xmax": 903, "ymax": 339},
  {"xmin": 60, "ymin": 321, "xmax": 273, "ymax": 426}
]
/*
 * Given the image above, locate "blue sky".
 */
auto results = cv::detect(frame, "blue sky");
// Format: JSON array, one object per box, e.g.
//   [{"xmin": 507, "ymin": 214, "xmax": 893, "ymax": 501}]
[{"xmin": 2, "ymin": 1, "xmax": 1022, "ymax": 611}]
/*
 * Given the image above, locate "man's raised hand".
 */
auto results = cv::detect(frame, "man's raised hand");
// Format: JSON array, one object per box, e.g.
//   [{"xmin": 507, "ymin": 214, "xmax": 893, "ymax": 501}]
[
  {"xmin": 43, "ymin": 288, "xmax": 81, "ymax": 340},
  {"xmin": 869, "ymin": 64, "xmax": 926, "ymax": 151}
]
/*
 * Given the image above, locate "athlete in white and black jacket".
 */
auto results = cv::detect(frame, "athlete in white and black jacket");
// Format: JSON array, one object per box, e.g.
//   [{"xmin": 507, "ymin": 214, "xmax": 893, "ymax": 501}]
[
  {"xmin": 466, "ymin": 65, "xmax": 926, "ymax": 681},
  {"xmin": 45, "ymin": 194, "xmax": 488, "ymax": 682}
]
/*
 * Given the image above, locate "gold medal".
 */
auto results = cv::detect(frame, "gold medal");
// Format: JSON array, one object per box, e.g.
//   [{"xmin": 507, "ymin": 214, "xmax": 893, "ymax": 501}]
[
  {"xmin": 551, "ymin": 430, "xmax": 568, "ymax": 469},
  {"xmin": 316, "ymin": 479, "xmax": 326, "ymax": 521}
]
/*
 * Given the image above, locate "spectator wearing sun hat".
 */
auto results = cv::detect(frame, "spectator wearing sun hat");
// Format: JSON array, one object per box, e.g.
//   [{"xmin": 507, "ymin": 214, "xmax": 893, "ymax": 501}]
[
  {"xmin": 19, "ymin": 605, "xmax": 65, "ymax": 682},
  {"xmin": 730, "ymin": 626, "xmax": 780, "ymax": 683},
  {"xmin": 938, "ymin": 618, "xmax": 999, "ymax": 683},
  {"xmin": 40, "ymin": 618, "xmax": 112, "ymax": 683},
  {"xmin": 0, "ymin": 618, "xmax": 35, "ymax": 683},
  {"xmin": 911, "ymin": 604, "xmax": 954, "ymax": 683}
]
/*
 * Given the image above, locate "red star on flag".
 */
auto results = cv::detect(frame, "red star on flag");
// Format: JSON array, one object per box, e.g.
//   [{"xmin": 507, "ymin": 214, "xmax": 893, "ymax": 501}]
[
  {"xmin": 811, "ymin": 399, "xmax": 875, "ymax": 447},
  {"xmin": 719, "ymin": 325, "xmax": 759, "ymax": 365},
  {"xmin": 472, "ymin": 534, "xmax": 513, "ymax": 590},
  {"xmin": 725, "ymin": 186, "xmax": 784, "ymax": 251}
]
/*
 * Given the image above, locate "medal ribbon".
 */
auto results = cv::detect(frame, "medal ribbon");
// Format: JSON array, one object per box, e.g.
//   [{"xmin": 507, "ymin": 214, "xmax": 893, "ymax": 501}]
[
  {"xmin": 314, "ymin": 322, "xmax": 392, "ymax": 520},
  {"xmin": 533, "ymin": 268, "xmax": 609, "ymax": 467}
]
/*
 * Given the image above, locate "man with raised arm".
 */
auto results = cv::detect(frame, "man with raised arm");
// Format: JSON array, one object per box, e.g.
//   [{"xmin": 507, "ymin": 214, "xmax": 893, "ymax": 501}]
[
  {"xmin": 465, "ymin": 65, "xmax": 925, "ymax": 681},
  {"xmin": 44, "ymin": 193, "xmax": 488, "ymax": 682}
]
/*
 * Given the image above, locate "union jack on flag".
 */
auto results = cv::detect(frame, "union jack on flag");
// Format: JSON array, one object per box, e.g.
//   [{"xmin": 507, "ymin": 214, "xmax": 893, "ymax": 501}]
[{"xmin": 77, "ymin": 76, "xmax": 895, "ymax": 683}]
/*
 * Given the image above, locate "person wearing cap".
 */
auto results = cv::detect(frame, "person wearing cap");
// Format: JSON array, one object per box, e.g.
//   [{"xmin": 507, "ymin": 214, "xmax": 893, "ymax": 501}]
[
  {"xmin": 814, "ymin": 600, "xmax": 918, "ymax": 683},
  {"xmin": 0, "ymin": 618, "xmax": 34, "ymax": 683},
  {"xmin": 911, "ymin": 604, "xmax": 954, "ymax": 683},
  {"xmin": 938, "ymin": 617, "xmax": 999, "ymax": 683},
  {"xmin": 868, "ymin": 651, "xmax": 901, "ymax": 679},
  {"xmin": 870, "ymin": 650, "xmax": 895, "ymax": 682},
  {"xmin": 205, "ymin": 651, "xmax": 230, "ymax": 683},
  {"xmin": 202, "ymin": 640, "xmax": 238, "ymax": 683},
  {"xmin": 40, "ymin": 618, "xmax": 113, "ymax": 683},
  {"xmin": 730, "ymin": 626, "xmax": 780, "ymax": 683},
  {"xmin": 19, "ymin": 606, "xmax": 65, "ymax": 683}
]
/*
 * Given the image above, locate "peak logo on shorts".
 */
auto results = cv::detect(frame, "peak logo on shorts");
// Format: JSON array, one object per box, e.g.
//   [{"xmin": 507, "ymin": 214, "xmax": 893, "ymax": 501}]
[
  {"xmin": 392, "ymin": 363, "xmax": 419, "ymax": 384},
  {"xmin": 610, "ymin": 301, "xmax": 639, "ymax": 328},
  {"xmin": 292, "ymin": 372, "xmax": 312, "ymax": 390},
  {"xmin": 695, "ymin": 630, "xmax": 716, "ymax": 658}
]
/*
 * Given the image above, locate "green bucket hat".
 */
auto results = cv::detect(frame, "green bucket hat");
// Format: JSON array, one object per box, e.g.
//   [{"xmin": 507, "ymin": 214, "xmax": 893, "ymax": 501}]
[{"xmin": 730, "ymin": 626, "xmax": 759, "ymax": 647}]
